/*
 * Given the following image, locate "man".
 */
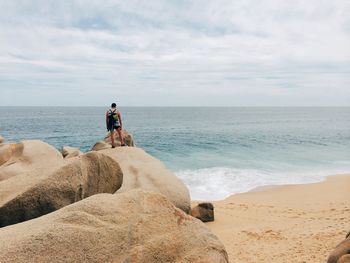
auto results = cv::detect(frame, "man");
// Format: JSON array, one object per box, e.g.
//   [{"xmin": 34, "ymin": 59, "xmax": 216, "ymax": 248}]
[{"xmin": 106, "ymin": 103, "xmax": 125, "ymax": 148}]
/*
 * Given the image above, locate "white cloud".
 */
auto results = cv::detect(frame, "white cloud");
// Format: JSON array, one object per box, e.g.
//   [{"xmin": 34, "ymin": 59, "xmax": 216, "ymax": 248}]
[{"xmin": 0, "ymin": 0, "xmax": 349, "ymax": 106}]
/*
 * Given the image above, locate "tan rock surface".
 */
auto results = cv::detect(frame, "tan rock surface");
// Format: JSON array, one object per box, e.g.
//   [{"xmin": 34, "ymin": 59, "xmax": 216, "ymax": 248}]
[
  {"xmin": 0, "ymin": 140, "xmax": 64, "ymax": 226},
  {"xmin": 91, "ymin": 140, "xmax": 111, "ymax": 151},
  {"xmin": 62, "ymin": 146, "xmax": 82, "ymax": 158},
  {"xmin": 338, "ymin": 254, "xmax": 350, "ymax": 263},
  {"xmin": 0, "ymin": 190, "xmax": 228, "ymax": 263},
  {"xmin": 100, "ymin": 147, "xmax": 191, "ymax": 213},
  {"xmin": 0, "ymin": 142, "xmax": 123, "ymax": 227},
  {"xmin": 0, "ymin": 140, "xmax": 63, "ymax": 182},
  {"xmin": 0, "ymin": 142, "xmax": 23, "ymax": 167}
]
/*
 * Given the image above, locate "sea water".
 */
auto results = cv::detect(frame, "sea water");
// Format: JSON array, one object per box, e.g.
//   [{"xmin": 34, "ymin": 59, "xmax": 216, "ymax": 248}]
[{"xmin": 0, "ymin": 107, "xmax": 349, "ymax": 200}]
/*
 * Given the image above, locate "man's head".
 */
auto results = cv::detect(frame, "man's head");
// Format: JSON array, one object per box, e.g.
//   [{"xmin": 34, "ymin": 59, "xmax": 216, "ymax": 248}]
[{"xmin": 111, "ymin": 103, "xmax": 116, "ymax": 108}]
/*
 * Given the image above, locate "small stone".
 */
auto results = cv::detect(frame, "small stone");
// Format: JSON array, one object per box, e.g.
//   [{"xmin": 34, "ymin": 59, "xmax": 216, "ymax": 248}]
[{"xmin": 191, "ymin": 202, "xmax": 214, "ymax": 222}]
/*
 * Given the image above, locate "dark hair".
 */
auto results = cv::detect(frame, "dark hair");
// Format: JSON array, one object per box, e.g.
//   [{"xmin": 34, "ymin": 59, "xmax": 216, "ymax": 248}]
[{"xmin": 111, "ymin": 103, "xmax": 116, "ymax": 108}]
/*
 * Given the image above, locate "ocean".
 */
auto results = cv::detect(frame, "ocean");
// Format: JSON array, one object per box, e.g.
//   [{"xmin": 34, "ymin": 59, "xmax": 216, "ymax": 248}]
[{"xmin": 1, "ymin": 107, "xmax": 349, "ymax": 200}]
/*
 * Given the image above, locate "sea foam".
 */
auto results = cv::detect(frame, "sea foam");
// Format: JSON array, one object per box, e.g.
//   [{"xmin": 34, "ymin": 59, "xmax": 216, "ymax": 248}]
[{"xmin": 176, "ymin": 167, "xmax": 349, "ymax": 200}]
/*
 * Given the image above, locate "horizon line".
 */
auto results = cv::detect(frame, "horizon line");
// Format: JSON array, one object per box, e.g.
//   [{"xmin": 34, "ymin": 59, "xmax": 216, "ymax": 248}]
[{"xmin": 0, "ymin": 105, "xmax": 349, "ymax": 108}]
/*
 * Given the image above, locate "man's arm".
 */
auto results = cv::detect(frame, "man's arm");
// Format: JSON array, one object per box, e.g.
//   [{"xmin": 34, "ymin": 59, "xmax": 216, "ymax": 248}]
[
  {"xmin": 106, "ymin": 111, "xmax": 109, "ymax": 131},
  {"xmin": 118, "ymin": 112, "xmax": 122, "ymax": 129}
]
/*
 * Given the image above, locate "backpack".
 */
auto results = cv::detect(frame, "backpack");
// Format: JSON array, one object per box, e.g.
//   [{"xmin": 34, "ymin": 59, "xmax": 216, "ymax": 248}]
[{"xmin": 107, "ymin": 109, "xmax": 118, "ymax": 126}]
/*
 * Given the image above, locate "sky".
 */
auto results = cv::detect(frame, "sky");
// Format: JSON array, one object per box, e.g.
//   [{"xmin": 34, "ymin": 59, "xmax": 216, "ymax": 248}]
[{"xmin": 0, "ymin": 0, "xmax": 349, "ymax": 106}]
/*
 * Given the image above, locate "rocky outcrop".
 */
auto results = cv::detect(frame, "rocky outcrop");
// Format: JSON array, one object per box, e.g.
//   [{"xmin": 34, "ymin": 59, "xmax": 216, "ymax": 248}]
[
  {"xmin": 62, "ymin": 146, "xmax": 82, "ymax": 158},
  {"xmin": 105, "ymin": 129, "xmax": 135, "ymax": 146},
  {"xmin": 0, "ymin": 190, "xmax": 228, "ymax": 263},
  {"xmin": 0, "ymin": 135, "xmax": 4, "ymax": 144},
  {"xmin": 100, "ymin": 147, "xmax": 191, "ymax": 213},
  {"xmin": 91, "ymin": 129, "xmax": 135, "ymax": 150},
  {"xmin": 0, "ymin": 134, "xmax": 229, "ymax": 262},
  {"xmin": 328, "ymin": 231, "xmax": 350, "ymax": 263},
  {"xmin": 191, "ymin": 202, "xmax": 215, "ymax": 222},
  {"xmin": 0, "ymin": 141, "xmax": 123, "ymax": 227}
]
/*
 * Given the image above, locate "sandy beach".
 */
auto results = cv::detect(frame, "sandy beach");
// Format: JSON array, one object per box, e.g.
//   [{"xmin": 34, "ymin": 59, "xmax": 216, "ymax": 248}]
[{"xmin": 204, "ymin": 174, "xmax": 350, "ymax": 263}]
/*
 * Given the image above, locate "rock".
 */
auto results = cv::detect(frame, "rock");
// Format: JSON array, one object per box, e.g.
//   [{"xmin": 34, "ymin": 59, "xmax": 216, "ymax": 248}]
[
  {"xmin": 0, "ymin": 190, "xmax": 229, "ymax": 263},
  {"xmin": 62, "ymin": 146, "xmax": 82, "ymax": 158},
  {"xmin": 0, "ymin": 140, "xmax": 63, "ymax": 181},
  {"xmin": 338, "ymin": 255, "xmax": 350, "ymax": 263},
  {"xmin": 0, "ymin": 143, "xmax": 22, "ymax": 167},
  {"xmin": 0, "ymin": 135, "xmax": 4, "ymax": 144},
  {"xmin": 0, "ymin": 149, "xmax": 123, "ymax": 227},
  {"xmin": 91, "ymin": 129, "xmax": 135, "ymax": 151},
  {"xmin": 191, "ymin": 202, "xmax": 215, "ymax": 222},
  {"xmin": 328, "ymin": 232, "xmax": 350, "ymax": 263},
  {"xmin": 91, "ymin": 140, "xmax": 110, "ymax": 151},
  {"xmin": 100, "ymin": 147, "xmax": 191, "ymax": 213},
  {"xmin": 105, "ymin": 129, "xmax": 134, "ymax": 147}
]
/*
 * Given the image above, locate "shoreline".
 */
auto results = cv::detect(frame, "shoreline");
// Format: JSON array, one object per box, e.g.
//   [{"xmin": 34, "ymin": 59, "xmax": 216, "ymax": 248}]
[
  {"xmin": 248, "ymin": 172, "xmax": 350, "ymax": 193},
  {"xmin": 203, "ymin": 174, "xmax": 350, "ymax": 262},
  {"xmin": 190, "ymin": 172, "xmax": 350, "ymax": 202}
]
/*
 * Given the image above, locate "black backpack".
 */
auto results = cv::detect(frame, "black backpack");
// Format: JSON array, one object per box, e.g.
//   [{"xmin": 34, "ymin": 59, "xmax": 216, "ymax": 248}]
[{"xmin": 107, "ymin": 109, "xmax": 117, "ymax": 126}]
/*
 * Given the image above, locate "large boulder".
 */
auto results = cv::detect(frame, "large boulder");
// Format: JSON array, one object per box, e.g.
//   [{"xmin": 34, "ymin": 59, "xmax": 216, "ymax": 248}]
[
  {"xmin": 91, "ymin": 129, "xmax": 135, "ymax": 150},
  {"xmin": 0, "ymin": 142, "xmax": 123, "ymax": 227},
  {"xmin": 0, "ymin": 135, "xmax": 4, "ymax": 144},
  {"xmin": 328, "ymin": 231, "xmax": 350, "ymax": 263},
  {"xmin": 0, "ymin": 140, "xmax": 63, "ymax": 181},
  {"xmin": 62, "ymin": 146, "xmax": 82, "ymax": 158},
  {"xmin": 100, "ymin": 147, "xmax": 191, "ymax": 213},
  {"xmin": 0, "ymin": 190, "xmax": 229, "ymax": 263}
]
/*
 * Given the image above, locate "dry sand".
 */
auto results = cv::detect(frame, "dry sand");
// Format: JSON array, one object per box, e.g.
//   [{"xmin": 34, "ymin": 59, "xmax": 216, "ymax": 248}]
[{"xmin": 204, "ymin": 174, "xmax": 350, "ymax": 263}]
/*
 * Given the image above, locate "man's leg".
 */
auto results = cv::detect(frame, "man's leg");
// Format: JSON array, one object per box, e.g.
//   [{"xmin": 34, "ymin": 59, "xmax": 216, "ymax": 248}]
[
  {"xmin": 116, "ymin": 127, "xmax": 125, "ymax": 146},
  {"xmin": 110, "ymin": 129, "xmax": 115, "ymax": 148}
]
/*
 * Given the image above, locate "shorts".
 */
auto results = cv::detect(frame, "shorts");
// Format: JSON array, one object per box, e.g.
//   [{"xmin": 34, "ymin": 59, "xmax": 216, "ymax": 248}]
[{"xmin": 108, "ymin": 122, "xmax": 121, "ymax": 132}]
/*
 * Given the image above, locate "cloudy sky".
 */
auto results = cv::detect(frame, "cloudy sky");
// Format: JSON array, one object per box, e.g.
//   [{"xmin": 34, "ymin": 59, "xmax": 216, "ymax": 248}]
[{"xmin": 0, "ymin": 0, "xmax": 349, "ymax": 106}]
